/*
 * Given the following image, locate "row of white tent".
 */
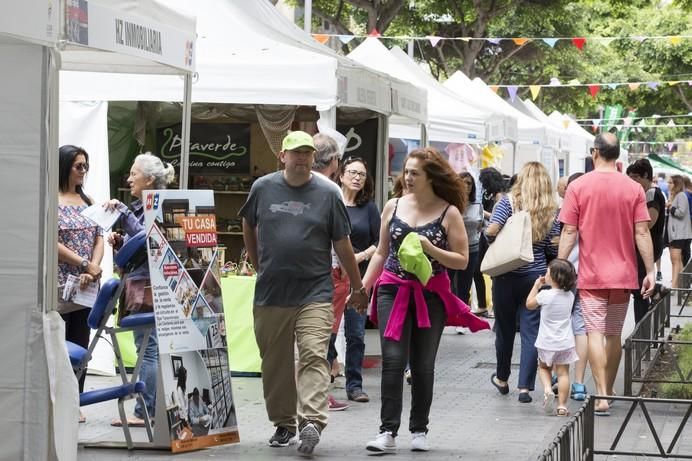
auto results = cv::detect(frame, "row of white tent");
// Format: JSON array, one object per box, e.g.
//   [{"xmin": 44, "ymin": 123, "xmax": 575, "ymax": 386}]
[{"xmin": 58, "ymin": 1, "xmax": 594, "ymax": 187}]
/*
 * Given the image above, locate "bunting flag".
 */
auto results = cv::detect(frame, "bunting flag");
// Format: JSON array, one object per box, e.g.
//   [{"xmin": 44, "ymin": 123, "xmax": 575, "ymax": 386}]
[
  {"xmin": 628, "ymin": 82, "xmax": 641, "ymax": 90},
  {"xmin": 606, "ymin": 83, "xmax": 618, "ymax": 90},
  {"xmin": 428, "ymin": 36, "xmax": 442, "ymax": 47},
  {"xmin": 312, "ymin": 33, "xmax": 691, "ymax": 45},
  {"xmin": 647, "ymin": 82, "xmax": 659, "ymax": 90},
  {"xmin": 529, "ymin": 85, "xmax": 541, "ymax": 100},
  {"xmin": 571, "ymin": 37, "xmax": 586, "ymax": 50},
  {"xmin": 588, "ymin": 84, "xmax": 601, "ymax": 98},
  {"xmin": 667, "ymin": 119, "xmax": 676, "ymax": 127},
  {"xmin": 489, "ymin": 85, "xmax": 499, "ymax": 93},
  {"xmin": 549, "ymin": 77, "xmax": 561, "ymax": 86},
  {"xmin": 337, "ymin": 35, "xmax": 355, "ymax": 44},
  {"xmin": 507, "ymin": 85, "xmax": 519, "ymax": 102},
  {"xmin": 484, "ymin": 79, "xmax": 690, "ymax": 89},
  {"xmin": 562, "ymin": 120, "xmax": 570, "ymax": 129},
  {"xmin": 312, "ymin": 34, "xmax": 329, "ymax": 45}
]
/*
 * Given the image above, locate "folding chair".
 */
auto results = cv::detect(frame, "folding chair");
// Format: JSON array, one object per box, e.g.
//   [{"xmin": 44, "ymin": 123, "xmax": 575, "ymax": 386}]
[
  {"xmin": 69, "ymin": 230, "xmax": 158, "ymax": 448},
  {"xmin": 67, "ymin": 340, "xmax": 153, "ymax": 449}
]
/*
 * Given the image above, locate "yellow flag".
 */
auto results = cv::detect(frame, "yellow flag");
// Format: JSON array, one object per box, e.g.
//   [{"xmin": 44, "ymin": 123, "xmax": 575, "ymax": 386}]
[
  {"xmin": 669, "ymin": 36, "xmax": 682, "ymax": 45},
  {"xmin": 529, "ymin": 85, "xmax": 541, "ymax": 100}
]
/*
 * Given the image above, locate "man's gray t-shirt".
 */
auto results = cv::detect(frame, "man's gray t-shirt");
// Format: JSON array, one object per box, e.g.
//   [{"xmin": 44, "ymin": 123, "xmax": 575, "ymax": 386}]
[{"xmin": 238, "ymin": 171, "xmax": 351, "ymax": 307}]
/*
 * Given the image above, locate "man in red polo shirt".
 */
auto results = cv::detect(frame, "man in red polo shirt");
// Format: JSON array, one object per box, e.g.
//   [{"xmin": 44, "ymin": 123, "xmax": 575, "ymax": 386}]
[{"xmin": 558, "ymin": 132, "xmax": 655, "ymax": 415}]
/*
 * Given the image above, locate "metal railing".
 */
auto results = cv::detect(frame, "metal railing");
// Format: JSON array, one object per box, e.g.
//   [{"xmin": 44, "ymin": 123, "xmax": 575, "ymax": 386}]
[
  {"xmin": 537, "ymin": 395, "xmax": 692, "ymax": 460},
  {"xmin": 536, "ymin": 397, "xmax": 594, "ymax": 461},
  {"xmin": 593, "ymin": 395, "xmax": 692, "ymax": 459},
  {"xmin": 623, "ymin": 294, "xmax": 671, "ymax": 396}
]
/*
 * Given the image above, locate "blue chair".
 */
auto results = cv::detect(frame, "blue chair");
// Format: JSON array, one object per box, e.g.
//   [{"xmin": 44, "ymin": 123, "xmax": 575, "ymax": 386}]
[
  {"xmin": 69, "ymin": 231, "xmax": 156, "ymax": 448},
  {"xmin": 67, "ymin": 341, "xmax": 153, "ymax": 449}
]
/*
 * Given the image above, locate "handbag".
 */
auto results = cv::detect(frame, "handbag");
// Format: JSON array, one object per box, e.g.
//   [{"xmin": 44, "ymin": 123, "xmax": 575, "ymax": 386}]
[{"xmin": 480, "ymin": 195, "xmax": 534, "ymax": 277}]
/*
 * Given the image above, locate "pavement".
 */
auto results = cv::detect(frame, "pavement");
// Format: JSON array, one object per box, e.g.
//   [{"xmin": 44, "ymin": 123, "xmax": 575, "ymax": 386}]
[{"xmin": 77, "ymin": 254, "xmax": 691, "ymax": 461}]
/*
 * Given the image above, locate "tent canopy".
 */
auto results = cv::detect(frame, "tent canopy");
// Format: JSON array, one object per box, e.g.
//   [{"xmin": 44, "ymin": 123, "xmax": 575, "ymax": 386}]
[
  {"xmin": 648, "ymin": 153, "xmax": 692, "ymax": 175},
  {"xmin": 60, "ymin": 0, "xmax": 422, "ymax": 118},
  {"xmin": 444, "ymin": 71, "xmax": 561, "ymax": 148},
  {"xmin": 349, "ymin": 38, "xmax": 491, "ymax": 143}
]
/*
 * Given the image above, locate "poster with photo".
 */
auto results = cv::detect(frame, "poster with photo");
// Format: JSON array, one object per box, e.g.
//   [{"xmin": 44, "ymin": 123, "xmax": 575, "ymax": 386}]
[{"xmin": 143, "ymin": 189, "xmax": 239, "ymax": 453}]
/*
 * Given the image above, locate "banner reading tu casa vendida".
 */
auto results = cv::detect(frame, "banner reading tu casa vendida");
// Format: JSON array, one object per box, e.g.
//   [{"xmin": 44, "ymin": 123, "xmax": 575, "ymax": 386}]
[{"xmin": 143, "ymin": 189, "xmax": 239, "ymax": 453}]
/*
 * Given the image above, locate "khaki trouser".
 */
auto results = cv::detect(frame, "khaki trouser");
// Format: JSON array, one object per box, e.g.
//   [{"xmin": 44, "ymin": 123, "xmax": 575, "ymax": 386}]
[{"xmin": 253, "ymin": 302, "xmax": 333, "ymax": 433}]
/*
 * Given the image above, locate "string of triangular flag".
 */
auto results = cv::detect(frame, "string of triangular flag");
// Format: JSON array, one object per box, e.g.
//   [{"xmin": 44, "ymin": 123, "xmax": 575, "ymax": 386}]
[
  {"xmin": 312, "ymin": 31, "xmax": 690, "ymax": 49},
  {"xmin": 574, "ymin": 114, "xmax": 692, "ymax": 123},
  {"xmin": 485, "ymin": 79, "xmax": 691, "ymax": 101}
]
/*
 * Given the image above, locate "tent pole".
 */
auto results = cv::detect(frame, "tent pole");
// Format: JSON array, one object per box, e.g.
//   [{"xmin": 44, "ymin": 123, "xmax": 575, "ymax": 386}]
[
  {"xmin": 376, "ymin": 113, "xmax": 389, "ymax": 210},
  {"xmin": 304, "ymin": 0, "xmax": 312, "ymax": 34},
  {"xmin": 179, "ymin": 73, "xmax": 193, "ymax": 189}
]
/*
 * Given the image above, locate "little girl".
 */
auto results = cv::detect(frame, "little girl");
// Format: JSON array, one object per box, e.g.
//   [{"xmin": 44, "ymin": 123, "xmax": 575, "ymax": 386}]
[{"xmin": 526, "ymin": 259, "xmax": 579, "ymax": 416}]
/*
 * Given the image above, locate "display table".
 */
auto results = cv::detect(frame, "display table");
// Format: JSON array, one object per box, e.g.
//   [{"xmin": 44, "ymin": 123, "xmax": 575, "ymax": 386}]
[{"xmin": 221, "ymin": 275, "xmax": 262, "ymax": 375}]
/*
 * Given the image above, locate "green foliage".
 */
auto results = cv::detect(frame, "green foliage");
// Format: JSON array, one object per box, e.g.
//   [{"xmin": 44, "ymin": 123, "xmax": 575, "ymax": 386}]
[
  {"xmin": 660, "ymin": 325, "xmax": 692, "ymax": 399},
  {"xmin": 306, "ymin": 0, "xmax": 691, "ymax": 141}
]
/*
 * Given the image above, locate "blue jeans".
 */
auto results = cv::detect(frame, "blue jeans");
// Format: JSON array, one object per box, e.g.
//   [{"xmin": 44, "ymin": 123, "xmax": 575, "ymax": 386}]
[
  {"xmin": 492, "ymin": 272, "xmax": 541, "ymax": 391},
  {"xmin": 133, "ymin": 328, "xmax": 158, "ymax": 419},
  {"xmin": 327, "ymin": 307, "xmax": 367, "ymax": 393}
]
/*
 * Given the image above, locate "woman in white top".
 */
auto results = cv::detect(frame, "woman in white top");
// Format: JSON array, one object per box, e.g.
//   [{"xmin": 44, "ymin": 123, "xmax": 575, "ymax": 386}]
[
  {"xmin": 526, "ymin": 259, "xmax": 579, "ymax": 417},
  {"xmin": 666, "ymin": 175, "xmax": 692, "ymax": 288}
]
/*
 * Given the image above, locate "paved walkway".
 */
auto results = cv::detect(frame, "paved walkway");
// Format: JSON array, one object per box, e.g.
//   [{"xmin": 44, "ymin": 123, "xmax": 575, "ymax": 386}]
[{"xmin": 77, "ymin": 257, "xmax": 691, "ymax": 460}]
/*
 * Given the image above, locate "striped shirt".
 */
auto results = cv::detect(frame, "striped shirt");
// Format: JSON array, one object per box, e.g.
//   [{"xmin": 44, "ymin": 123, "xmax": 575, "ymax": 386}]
[{"xmin": 486, "ymin": 194, "xmax": 560, "ymax": 275}]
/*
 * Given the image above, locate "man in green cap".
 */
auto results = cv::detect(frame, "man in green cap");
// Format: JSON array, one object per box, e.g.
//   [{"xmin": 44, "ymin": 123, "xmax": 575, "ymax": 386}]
[{"xmin": 239, "ymin": 131, "xmax": 368, "ymax": 456}]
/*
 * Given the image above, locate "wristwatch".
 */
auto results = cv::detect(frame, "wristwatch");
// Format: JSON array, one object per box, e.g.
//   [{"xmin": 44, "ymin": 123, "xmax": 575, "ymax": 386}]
[{"xmin": 79, "ymin": 259, "xmax": 89, "ymax": 273}]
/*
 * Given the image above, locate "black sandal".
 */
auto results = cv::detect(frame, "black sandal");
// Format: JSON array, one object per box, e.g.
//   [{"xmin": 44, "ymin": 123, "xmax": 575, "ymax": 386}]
[{"xmin": 491, "ymin": 373, "xmax": 509, "ymax": 395}]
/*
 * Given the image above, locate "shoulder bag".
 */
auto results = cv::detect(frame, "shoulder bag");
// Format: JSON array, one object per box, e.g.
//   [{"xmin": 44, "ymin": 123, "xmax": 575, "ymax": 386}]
[{"xmin": 480, "ymin": 195, "xmax": 534, "ymax": 277}]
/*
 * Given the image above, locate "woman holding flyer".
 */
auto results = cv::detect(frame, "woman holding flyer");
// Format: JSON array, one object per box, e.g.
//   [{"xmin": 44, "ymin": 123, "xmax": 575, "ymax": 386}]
[
  {"xmin": 57, "ymin": 145, "xmax": 104, "ymax": 422},
  {"xmin": 104, "ymin": 152, "xmax": 175, "ymax": 427}
]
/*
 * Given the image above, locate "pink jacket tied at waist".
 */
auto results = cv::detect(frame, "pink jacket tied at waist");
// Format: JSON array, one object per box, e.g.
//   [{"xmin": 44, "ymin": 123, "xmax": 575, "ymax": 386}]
[{"xmin": 371, "ymin": 270, "xmax": 491, "ymax": 341}]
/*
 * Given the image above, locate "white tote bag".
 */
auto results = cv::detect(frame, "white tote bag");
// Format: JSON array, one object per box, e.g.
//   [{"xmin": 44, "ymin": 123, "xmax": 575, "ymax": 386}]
[{"xmin": 480, "ymin": 195, "xmax": 534, "ymax": 277}]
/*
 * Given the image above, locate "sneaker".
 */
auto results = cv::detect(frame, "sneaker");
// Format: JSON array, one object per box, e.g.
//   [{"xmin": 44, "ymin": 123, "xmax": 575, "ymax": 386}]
[
  {"xmin": 268, "ymin": 426, "xmax": 297, "ymax": 447},
  {"xmin": 297, "ymin": 422, "xmax": 320, "ymax": 455},
  {"xmin": 366, "ymin": 431, "xmax": 396, "ymax": 453},
  {"xmin": 328, "ymin": 394, "xmax": 349, "ymax": 411},
  {"xmin": 455, "ymin": 327, "xmax": 466, "ymax": 335},
  {"xmin": 656, "ymin": 271, "xmax": 662, "ymax": 282},
  {"xmin": 543, "ymin": 392, "xmax": 555, "ymax": 416},
  {"xmin": 571, "ymin": 383, "xmax": 587, "ymax": 401},
  {"xmin": 347, "ymin": 389, "xmax": 370, "ymax": 402},
  {"xmin": 518, "ymin": 392, "xmax": 533, "ymax": 403},
  {"xmin": 404, "ymin": 368, "xmax": 412, "ymax": 385},
  {"xmin": 411, "ymin": 432, "xmax": 429, "ymax": 452}
]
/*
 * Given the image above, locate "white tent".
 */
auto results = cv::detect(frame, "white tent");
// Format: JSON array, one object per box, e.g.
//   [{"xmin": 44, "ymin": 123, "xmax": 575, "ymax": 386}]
[
  {"xmin": 349, "ymin": 38, "xmax": 497, "ymax": 144},
  {"xmin": 548, "ymin": 110, "xmax": 595, "ymax": 175},
  {"xmin": 444, "ymin": 71, "xmax": 563, "ymax": 176},
  {"xmin": 0, "ymin": 1, "xmax": 196, "ymax": 458},
  {"xmin": 59, "ymin": 0, "xmax": 426, "ymax": 124}
]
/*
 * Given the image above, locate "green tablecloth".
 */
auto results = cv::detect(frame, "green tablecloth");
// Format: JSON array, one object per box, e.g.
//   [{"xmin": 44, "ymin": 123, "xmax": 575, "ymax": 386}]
[
  {"xmin": 221, "ymin": 275, "xmax": 262, "ymax": 374},
  {"xmin": 116, "ymin": 275, "xmax": 261, "ymax": 374}
]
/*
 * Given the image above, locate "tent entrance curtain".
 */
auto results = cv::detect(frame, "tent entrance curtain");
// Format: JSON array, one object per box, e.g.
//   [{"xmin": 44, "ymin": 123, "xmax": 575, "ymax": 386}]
[{"xmin": 255, "ymin": 105, "xmax": 297, "ymax": 155}]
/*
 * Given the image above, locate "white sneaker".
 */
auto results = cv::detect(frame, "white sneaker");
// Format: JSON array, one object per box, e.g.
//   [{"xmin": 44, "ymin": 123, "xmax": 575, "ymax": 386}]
[
  {"xmin": 366, "ymin": 431, "xmax": 396, "ymax": 453},
  {"xmin": 411, "ymin": 432, "xmax": 429, "ymax": 452},
  {"xmin": 297, "ymin": 422, "xmax": 320, "ymax": 456}
]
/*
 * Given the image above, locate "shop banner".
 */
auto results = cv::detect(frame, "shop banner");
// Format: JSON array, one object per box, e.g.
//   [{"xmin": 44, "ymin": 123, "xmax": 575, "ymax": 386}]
[
  {"xmin": 67, "ymin": 0, "xmax": 196, "ymax": 72},
  {"xmin": 157, "ymin": 122, "xmax": 251, "ymax": 175},
  {"xmin": 143, "ymin": 189, "xmax": 239, "ymax": 453}
]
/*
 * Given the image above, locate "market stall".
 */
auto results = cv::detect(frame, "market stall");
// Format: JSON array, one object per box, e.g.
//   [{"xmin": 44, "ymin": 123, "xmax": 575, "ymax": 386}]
[{"xmin": 0, "ymin": 0, "xmax": 196, "ymax": 458}]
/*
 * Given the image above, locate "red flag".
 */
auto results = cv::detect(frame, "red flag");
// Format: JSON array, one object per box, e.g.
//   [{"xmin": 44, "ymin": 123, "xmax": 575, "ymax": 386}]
[
  {"xmin": 368, "ymin": 28, "xmax": 381, "ymax": 37},
  {"xmin": 572, "ymin": 37, "xmax": 586, "ymax": 51},
  {"xmin": 588, "ymin": 84, "xmax": 601, "ymax": 98}
]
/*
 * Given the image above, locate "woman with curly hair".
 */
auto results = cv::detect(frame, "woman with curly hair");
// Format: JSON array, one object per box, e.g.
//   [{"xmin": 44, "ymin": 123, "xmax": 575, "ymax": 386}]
[
  {"xmin": 487, "ymin": 161, "xmax": 560, "ymax": 403},
  {"xmin": 362, "ymin": 148, "xmax": 489, "ymax": 453}
]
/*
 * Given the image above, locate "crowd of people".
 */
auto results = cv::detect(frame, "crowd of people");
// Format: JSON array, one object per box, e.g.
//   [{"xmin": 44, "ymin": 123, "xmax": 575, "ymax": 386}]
[{"xmin": 60, "ymin": 129, "xmax": 691, "ymax": 455}]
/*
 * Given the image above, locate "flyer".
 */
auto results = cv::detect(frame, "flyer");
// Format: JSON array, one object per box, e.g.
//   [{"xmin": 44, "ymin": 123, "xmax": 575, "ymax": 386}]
[{"xmin": 143, "ymin": 189, "xmax": 239, "ymax": 453}]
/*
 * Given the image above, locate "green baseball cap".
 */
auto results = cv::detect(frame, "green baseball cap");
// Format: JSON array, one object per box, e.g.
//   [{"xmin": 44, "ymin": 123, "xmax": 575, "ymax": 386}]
[
  {"xmin": 281, "ymin": 131, "xmax": 316, "ymax": 152},
  {"xmin": 397, "ymin": 232, "xmax": 433, "ymax": 285}
]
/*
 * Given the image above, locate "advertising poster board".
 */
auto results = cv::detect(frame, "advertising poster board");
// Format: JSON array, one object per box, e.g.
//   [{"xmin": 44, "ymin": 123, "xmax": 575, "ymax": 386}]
[{"xmin": 143, "ymin": 189, "xmax": 239, "ymax": 453}]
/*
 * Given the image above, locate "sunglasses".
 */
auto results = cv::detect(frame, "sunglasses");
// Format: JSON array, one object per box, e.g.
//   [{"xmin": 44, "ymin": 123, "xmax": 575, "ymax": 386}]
[{"xmin": 73, "ymin": 162, "xmax": 89, "ymax": 172}]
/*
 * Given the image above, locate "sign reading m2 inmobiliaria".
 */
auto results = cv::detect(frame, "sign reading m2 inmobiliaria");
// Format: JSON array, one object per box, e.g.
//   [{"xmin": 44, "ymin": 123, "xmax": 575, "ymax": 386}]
[{"xmin": 143, "ymin": 189, "xmax": 238, "ymax": 453}]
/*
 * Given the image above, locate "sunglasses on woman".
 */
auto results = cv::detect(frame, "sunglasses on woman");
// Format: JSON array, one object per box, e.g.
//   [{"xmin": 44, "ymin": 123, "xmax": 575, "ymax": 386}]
[{"xmin": 73, "ymin": 162, "xmax": 89, "ymax": 172}]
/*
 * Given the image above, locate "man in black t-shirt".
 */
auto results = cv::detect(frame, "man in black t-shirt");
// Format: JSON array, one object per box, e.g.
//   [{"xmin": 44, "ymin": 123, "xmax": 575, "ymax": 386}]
[{"xmin": 627, "ymin": 159, "xmax": 667, "ymax": 323}]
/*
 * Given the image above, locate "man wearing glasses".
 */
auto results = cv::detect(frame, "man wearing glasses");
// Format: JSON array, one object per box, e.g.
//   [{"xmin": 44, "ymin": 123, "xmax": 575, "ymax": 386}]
[
  {"xmin": 557, "ymin": 132, "xmax": 655, "ymax": 416},
  {"xmin": 239, "ymin": 131, "xmax": 367, "ymax": 455}
]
